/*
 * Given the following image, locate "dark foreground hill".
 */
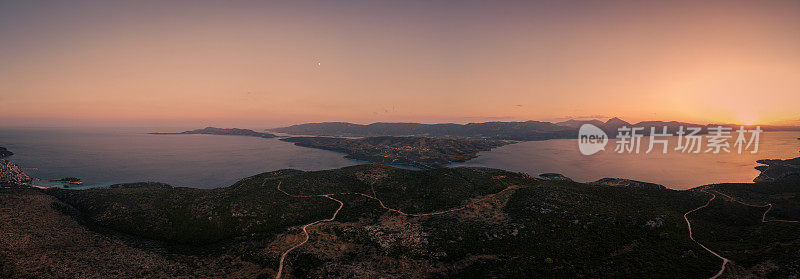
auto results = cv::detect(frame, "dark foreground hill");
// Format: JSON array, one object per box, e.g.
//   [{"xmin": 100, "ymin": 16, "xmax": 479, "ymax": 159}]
[{"xmin": 1, "ymin": 165, "xmax": 797, "ymax": 278}]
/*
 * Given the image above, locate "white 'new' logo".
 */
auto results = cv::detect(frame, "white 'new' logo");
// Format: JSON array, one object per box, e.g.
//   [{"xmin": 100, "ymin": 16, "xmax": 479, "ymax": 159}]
[{"xmin": 578, "ymin": 124, "xmax": 608, "ymax": 155}]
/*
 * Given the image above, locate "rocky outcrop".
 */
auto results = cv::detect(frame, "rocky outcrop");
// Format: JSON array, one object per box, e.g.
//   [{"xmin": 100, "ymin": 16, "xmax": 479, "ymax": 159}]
[
  {"xmin": 1, "ymin": 159, "xmax": 31, "ymax": 186},
  {"xmin": 0, "ymin": 147, "xmax": 13, "ymax": 158},
  {"xmin": 754, "ymin": 157, "xmax": 800, "ymax": 182},
  {"xmin": 589, "ymin": 178, "xmax": 666, "ymax": 189}
]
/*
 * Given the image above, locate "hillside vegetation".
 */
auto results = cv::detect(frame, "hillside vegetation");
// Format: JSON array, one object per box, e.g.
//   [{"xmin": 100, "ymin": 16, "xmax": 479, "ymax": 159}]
[{"xmin": 39, "ymin": 165, "xmax": 800, "ymax": 278}]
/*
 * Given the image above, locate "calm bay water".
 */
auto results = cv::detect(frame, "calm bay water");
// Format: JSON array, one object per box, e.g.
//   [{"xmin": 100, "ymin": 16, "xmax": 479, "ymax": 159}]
[
  {"xmin": 2, "ymin": 128, "xmax": 798, "ymax": 190},
  {"xmin": 453, "ymin": 131, "xmax": 800, "ymax": 190},
  {"xmin": 0, "ymin": 127, "xmax": 358, "ymax": 189}
]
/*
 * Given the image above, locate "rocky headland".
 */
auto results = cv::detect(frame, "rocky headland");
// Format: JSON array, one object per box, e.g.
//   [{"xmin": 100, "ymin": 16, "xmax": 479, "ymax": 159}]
[
  {"xmin": 0, "ymin": 147, "xmax": 13, "ymax": 158},
  {"xmin": 753, "ymin": 157, "xmax": 800, "ymax": 182}
]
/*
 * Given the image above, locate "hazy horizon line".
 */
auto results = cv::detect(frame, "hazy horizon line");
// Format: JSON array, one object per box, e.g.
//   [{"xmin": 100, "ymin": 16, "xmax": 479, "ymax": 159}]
[{"xmin": 3, "ymin": 116, "xmax": 799, "ymax": 131}]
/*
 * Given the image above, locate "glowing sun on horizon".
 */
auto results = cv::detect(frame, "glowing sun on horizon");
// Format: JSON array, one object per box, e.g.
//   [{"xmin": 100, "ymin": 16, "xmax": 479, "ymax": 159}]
[{"xmin": 737, "ymin": 111, "xmax": 759, "ymax": 125}]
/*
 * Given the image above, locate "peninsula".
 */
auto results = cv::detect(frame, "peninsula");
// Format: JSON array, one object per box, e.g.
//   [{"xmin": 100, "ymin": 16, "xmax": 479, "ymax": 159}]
[
  {"xmin": 281, "ymin": 136, "xmax": 511, "ymax": 169},
  {"xmin": 753, "ymin": 157, "xmax": 800, "ymax": 182},
  {"xmin": 149, "ymin": 128, "xmax": 509, "ymax": 168},
  {"xmin": 150, "ymin": 127, "xmax": 277, "ymax": 138}
]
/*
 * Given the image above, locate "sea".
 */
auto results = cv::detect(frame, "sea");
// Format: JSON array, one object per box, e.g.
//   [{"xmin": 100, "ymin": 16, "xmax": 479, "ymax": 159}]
[
  {"xmin": 453, "ymin": 131, "xmax": 800, "ymax": 190},
  {"xmin": 1, "ymin": 127, "xmax": 798, "ymax": 190},
  {"xmin": 0, "ymin": 127, "xmax": 358, "ymax": 189}
]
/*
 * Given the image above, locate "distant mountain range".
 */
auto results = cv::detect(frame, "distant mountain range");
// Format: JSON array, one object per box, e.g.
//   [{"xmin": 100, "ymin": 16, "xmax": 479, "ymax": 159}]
[
  {"xmin": 272, "ymin": 118, "xmax": 800, "ymax": 140},
  {"xmin": 561, "ymin": 118, "xmax": 800, "ymax": 137},
  {"xmin": 270, "ymin": 121, "xmax": 575, "ymax": 141},
  {"xmin": 558, "ymin": 118, "xmax": 715, "ymax": 137}
]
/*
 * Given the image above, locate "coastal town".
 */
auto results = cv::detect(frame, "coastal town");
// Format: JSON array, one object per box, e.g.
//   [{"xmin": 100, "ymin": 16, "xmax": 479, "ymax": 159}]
[
  {"xmin": 0, "ymin": 147, "xmax": 81, "ymax": 189},
  {"xmin": 0, "ymin": 157, "xmax": 31, "ymax": 187}
]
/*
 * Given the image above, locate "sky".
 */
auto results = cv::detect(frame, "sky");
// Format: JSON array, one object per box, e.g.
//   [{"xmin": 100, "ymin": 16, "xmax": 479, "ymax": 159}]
[{"xmin": 1, "ymin": 0, "xmax": 799, "ymax": 128}]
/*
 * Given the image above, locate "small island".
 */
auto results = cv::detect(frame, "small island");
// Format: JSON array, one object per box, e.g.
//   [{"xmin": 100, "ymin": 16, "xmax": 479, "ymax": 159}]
[
  {"xmin": 150, "ymin": 127, "xmax": 277, "ymax": 138},
  {"xmin": 0, "ymin": 147, "xmax": 13, "ymax": 158},
  {"xmin": 281, "ymin": 136, "xmax": 511, "ymax": 169},
  {"xmin": 589, "ymin": 177, "xmax": 667, "ymax": 189}
]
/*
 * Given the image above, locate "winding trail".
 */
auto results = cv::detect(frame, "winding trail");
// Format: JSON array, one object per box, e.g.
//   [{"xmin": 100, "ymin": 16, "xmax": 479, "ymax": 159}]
[
  {"xmin": 271, "ymin": 179, "xmax": 496, "ymax": 278},
  {"xmin": 272, "ymin": 180, "xmax": 339, "ymax": 279},
  {"xmin": 274, "ymin": 195, "xmax": 343, "ymax": 279},
  {"xmin": 272, "ymin": 177, "xmax": 798, "ymax": 279},
  {"xmin": 709, "ymin": 189, "xmax": 800, "ymax": 224},
  {"xmin": 358, "ymin": 184, "xmax": 467, "ymax": 216},
  {"xmin": 684, "ymin": 190, "xmax": 730, "ymax": 279},
  {"xmin": 684, "ymin": 189, "xmax": 800, "ymax": 279},
  {"xmin": 270, "ymin": 176, "xmax": 797, "ymax": 279}
]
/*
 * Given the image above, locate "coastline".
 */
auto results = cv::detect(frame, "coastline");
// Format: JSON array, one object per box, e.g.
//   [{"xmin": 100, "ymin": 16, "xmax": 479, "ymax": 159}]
[
  {"xmin": 3, "ymin": 134, "xmax": 798, "ymax": 278},
  {"xmin": 3, "ymin": 130, "xmax": 799, "ymax": 190}
]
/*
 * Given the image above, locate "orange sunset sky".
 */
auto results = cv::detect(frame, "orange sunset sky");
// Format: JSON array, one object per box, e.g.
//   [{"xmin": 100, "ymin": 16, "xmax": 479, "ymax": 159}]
[{"xmin": 1, "ymin": 0, "xmax": 799, "ymax": 128}]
